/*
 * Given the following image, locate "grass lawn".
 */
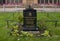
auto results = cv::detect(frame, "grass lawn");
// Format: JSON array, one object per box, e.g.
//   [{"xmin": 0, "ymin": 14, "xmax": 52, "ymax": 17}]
[{"xmin": 0, "ymin": 12, "xmax": 60, "ymax": 41}]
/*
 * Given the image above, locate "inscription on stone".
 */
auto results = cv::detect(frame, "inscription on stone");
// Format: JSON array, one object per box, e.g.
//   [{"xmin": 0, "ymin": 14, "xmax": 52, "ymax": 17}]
[{"xmin": 23, "ymin": 6, "xmax": 38, "ymax": 31}]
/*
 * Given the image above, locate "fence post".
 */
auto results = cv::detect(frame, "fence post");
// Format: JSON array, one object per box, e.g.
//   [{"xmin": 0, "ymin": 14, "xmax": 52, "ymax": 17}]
[
  {"xmin": 6, "ymin": 20, "xmax": 9, "ymax": 28},
  {"xmin": 3, "ymin": 4, "xmax": 5, "ymax": 12},
  {"xmin": 55, "ymin": 21, "xmax": 58, "ymax": 27}
]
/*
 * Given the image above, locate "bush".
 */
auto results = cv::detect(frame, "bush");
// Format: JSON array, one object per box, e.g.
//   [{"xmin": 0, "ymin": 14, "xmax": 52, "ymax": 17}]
[{"xmin": 37, "ymin": 19, "xmax": 47, "ymax": 30}]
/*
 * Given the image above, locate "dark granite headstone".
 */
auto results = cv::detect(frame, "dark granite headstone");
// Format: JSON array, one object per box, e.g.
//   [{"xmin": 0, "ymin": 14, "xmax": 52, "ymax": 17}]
[{"xmin": 23, "ymin": 5, "xmax": 38, "ymax": 31}]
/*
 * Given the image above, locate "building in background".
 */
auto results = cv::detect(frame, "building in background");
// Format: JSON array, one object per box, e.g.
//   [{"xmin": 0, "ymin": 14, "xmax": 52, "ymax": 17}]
[{"xmin": 0, "ymin": 0, "xmax": 60, "ymax": 5}]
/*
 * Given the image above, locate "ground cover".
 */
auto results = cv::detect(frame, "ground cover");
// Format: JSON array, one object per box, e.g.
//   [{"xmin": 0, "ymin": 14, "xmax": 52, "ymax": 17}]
[{"xmin": 0, "ymin": 12, "xmax": 60, "ymax": 41}]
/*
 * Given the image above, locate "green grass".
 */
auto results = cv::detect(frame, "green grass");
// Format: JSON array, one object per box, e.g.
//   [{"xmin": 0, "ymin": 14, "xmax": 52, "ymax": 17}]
[{"xmin": 0, "ymin": 12, "xmax": 60, "ymax": 41}]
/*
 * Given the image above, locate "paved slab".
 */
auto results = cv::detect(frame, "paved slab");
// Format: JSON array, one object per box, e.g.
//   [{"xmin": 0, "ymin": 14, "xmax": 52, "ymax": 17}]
[{"xmin": 0, "ymin": 8, "xmax": 60, "ymax": 12}]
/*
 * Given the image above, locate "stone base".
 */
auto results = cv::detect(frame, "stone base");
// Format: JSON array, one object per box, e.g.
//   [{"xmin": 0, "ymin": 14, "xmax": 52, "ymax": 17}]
[
  {"xmin": 23, "ymin": 31, "xmax": 40, "ymax": 34},
  {"xmin": 23, "ymin": 31, "xmax": 41, "ymax": 37},
  {"xmin": 23, "ymin": 27, "xmax": 39, "ymax": 31}
]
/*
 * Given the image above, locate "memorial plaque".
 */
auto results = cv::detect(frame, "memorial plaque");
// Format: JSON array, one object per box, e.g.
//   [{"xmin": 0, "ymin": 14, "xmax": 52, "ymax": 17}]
[{"xmin": 23, "ymin": 5, "xmax": 38, "ymax": 31}]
